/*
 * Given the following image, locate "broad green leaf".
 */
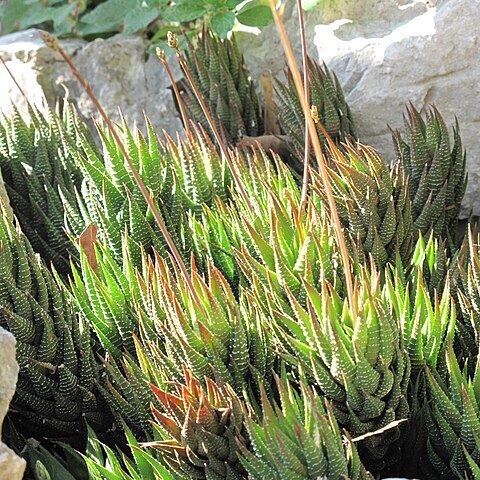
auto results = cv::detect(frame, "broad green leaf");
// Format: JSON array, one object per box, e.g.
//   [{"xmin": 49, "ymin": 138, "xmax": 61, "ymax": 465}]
[
  {"xmin": 204, "ymin": 0, "xmax": 228, "ymax": 7},
  {"xmin": 123, "ymin": 5, "xmax": 160, "ymax": 35},
  {"xmin": 80, "ymin": 0, "xmax": 139, "ymax": 31},
  {"xmin": 0, "ymin": 0, "xmax": 29, "ymax": 33},
  {"xmin": 210, "ymin": 11, "xmax": 235, "ymax": 38},
  {"xmin": 162, "ymin": 3, "xmax": 209, "ymax": 22},
  {"xmin": 237, "ymin": 4, "xmax": 272, "ymax": 27}
]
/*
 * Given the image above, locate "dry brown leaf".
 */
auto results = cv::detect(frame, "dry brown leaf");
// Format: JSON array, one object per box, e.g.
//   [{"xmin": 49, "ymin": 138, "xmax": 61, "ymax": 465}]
[
  {"xmin": 260, "ymin": 73, "xmax": 279, "ymax": 134},
  {"xmin": 237, "ymin": 134, "xmax": 290, "ymax": 158},
  {"xmin": 77, "ymin": 223, "xmax": 98, "ymax": 273},
  {"xmin": 347, "ymin": 418, "xmax": 407, "ymax": 444}
]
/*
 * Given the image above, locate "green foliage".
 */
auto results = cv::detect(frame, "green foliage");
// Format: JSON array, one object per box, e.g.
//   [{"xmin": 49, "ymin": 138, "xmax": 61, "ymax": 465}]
[
  {"xmin": 24, "ymin": 424, "xmax": 173, "ymax": 480},
  {"xmin": 147, "ymin": 368, "xmax": 249, "ymax": 479},
  {"xmin": 0, "ymin": 213, "xmax": 105, "ymax": 448},
  {"xmin": 386, "ymin": 256, "xmax": 455, "ymax": 376},
  {"xmin": 312, "ymin": 143, "xmax": 413, "ymax": 270},
  {"xmin": 0, "ymin": 0, "xmax": 273, "ymax": 44},
  {"xmin": 454, "ymin": 228, "xmax": 480, "ymax": 361},
  {"xmin": 181, "ymin": 31, "xmax": 264, "ymax": 142},
  {"xmin": 63, "ymin": 119, "xmax": 231, "ymax": 271},
  {"xmin": 411, "ymin": 232, "xmax": 451, "ymax": 298},
  {"xmin": 0, "ymin": 105, "xmax": 85, "ymax": 275},
  {"xmin": 392, "ymin": 104, "xmax": 467, "ymax": 246},
  {"xmin": 190, "ymin": 150, "xmax": 312, "ymax": 290},
  {"xmin": 275, "ymin": 58, "xmax": 356, "ymax": 173},
  {"xmin": 70, "ymin": 241, "xmax": 272, "ymax": 438},
  {"xmin": 246, "ymin": 266, "xmax": 410, "ymax": 473},
  {"xmin": 0, "ymin": 0, "xmax": 78, "ymax": 36},
  {"xmin": 422, "ymin": 344, "xmax": 480, "ymax": 479},
  {"xmin": 241, "ymin": 378, "xmax": 374, "ymax": 480},
  {"xmin": 26, "ymin": 440, "xmax": 84, "ymax": 480}
]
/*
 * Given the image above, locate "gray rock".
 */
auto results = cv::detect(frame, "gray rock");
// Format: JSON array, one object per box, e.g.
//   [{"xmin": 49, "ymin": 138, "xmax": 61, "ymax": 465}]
[
  {"xmin": 0, "ymin": 328, "xmax": 25, "ymax": 480},
  {"xmin": 312, "ymin": 0, "xmax": 479, "ymax": 217},
  {"xmin": 236, "ymin": 2, "xmax": 321, "ymax": 83},
  {"xmin": 55, "ymin": 34, "xmax": 182, "ymax": 137},
  {"xmin": 0, "ymin": 29, "xmax": 85, "ymax": 117},
  {"xmin": 0, "ymin": 29, "xmax": 182, "ymax": 137}
]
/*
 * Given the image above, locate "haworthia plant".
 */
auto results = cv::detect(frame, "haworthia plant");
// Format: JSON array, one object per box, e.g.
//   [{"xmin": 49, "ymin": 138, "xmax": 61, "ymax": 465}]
[
  {"xmin": 62, "ymin": 118, "xmax": 231, "ymax": 271},
  {"xmin": 275, "ymin": 57, "xmax": 356, "ymax": 173},
  {"xmin": 0, "ymin": 105, "xmax": 85, "ymax": 274},
  {"xmin": 70, "ymin": 240, "xmax": 273, "ymax": 437},
  {"xmin": 181, "ymin": 30, "xmax": 264, "ymax": 143},
  {"xmin": 392, "ymin": 104, "xmax": 467, "ymax": 246},
  {"xmin": 385, "ymin": 260, "xmax": 456, "ymax": 377},
  {"xmin": 24, "ymin": 424, "xmax": 174, "ymax": 480},
  {"xmin": 453, "ymin": 228, "xmax": 480, "ymax": 362},
  {"xmin": 146, "ymin": 368, "xmax": 249, "ymax": 480},
  {"xmin": 312, "ymin": 143, "xmax": 414, "ymax": 270},
  {"xmin": 422, "ymin": 344, "xmax": 480, "ymax": 479},
  {"xmin": 240, "ymin": 378, "xmax": 374, "ymax": 480},
  {"xmin": 411, "ymin": 232, "xmax": 451, "ymax": 299},
  {"xmin": 190, "ymin": 150, "xmax": 325, "ymax": 292},
  {"xmin": 1, "ymin": 37, "xmax": 479, "ymax": 480},
  {"xmin": 246, "ymin": 268, "xmax": 410, "ymax": 473},
  {"xmin": 0, "ymin": 214, "xmax": 105, "ymax": 448}
]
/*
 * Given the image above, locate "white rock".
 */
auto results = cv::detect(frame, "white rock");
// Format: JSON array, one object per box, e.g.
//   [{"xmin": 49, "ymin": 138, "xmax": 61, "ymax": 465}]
[
  {"xmin": 0, "ymin": 444, "xmax": 26, "ymax": 480},
  {"xmin": 312, "ymin": 0, "xmax": 480, "ymax": 217},
  {"xmin": 0, "ymin": 29, "xmax": 85, "ymax": 118},
  {"xmin": 0, "ymin": 328, "xmax": 25, "ymax": 480},
  {"xmin": 0, "ymin": 29, "xmax": 183, "ymax": 137}
]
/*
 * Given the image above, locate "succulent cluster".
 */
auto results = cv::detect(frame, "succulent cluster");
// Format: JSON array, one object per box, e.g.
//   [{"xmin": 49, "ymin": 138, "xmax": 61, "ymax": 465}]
[
  {"xmin": 181, "ymin": 31, "xmax": 263, "ymax": 143},
  {"xmin": 0, "ymin": 214, "xmax": 104, "ymax": 449},
  {"xmin": 422, "ymin": 345, "xmax": 480, "ymax": 479},
  {"xmin": 248, "ymin": 268, "xmax": 410, "ymax": 473},
  {"xmin": 0, "ymin": 105, "xmax": 84, "ymax": 275},
  {"xmin": 392, "ymin": 104, "xmax": 467, "ymax": 246},
  {"xmin": 1, "ymin": 27, "xmax": 479, "ymax": 480},
  {"xmin": 312, "ymin": 142, "xmax": 414, "ymax": 269},
  {"xmin": 179, "ymin": 35, "xmax": 355, "ymax": 177},
  {"xmin": 241, "ymin": 379, "xmax": 374, "ymax": 480},
  {"xmin": 147, "ymin": 368, "xmax": 249, "ymax": 479},
  {"xmin": 453, "ymin": 228, "xmax": 480, "ymax": 361},
  {"xmin": 61, "ymin": 118, "xmax": 232, "ymax": 271},
  {"xmin": 275, "ymin": 58, "xmax": 356, "ymax": 171}
]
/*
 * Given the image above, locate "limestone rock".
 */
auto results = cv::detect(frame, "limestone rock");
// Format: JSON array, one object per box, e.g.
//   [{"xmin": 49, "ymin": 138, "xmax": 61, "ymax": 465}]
[
  {"xmin": 312, "ymin": 0, "xmax": 479, "ymax": 217},
  {"xmin": 55, "ymin": 34, "xmax": 183, "ymax": 137},
  {"xmin": 0, "ymin": 328, "xmax": 25, "ymax": 480},
  {"xmin": 0, "ymin": 444, "xmax": 26, "ymax": 480},
  {"xmin": 0, "ymin": 29, "xmax": 182, "ymax": 137},
  {"xmin": 236, "ymin": 2, "xmax": 321, "ymax": 83},
  {"xmin": 0, "ymin": 29, "xmax": 84, "ymax": 117}
]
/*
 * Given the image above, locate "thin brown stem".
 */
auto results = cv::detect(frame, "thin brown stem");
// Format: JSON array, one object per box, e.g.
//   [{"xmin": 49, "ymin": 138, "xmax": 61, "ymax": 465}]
[
  {"xmin": 296, "ymin": 0, "xmax": 311, "ymax": 219},
  {"xmin": 269, "ymin": 2, "xmax": 356, "ymax": 317},
  {"xmin": 0, "ymin": 54, "xmax": 28, "ymax": 101},
  {"xmin": 38, "ymin": 31, "xmax": 205, "ymax": 312},
  {"xmin": 168, "ymin": 32, "xmax": 253, "ymax": 215},
  {"xmin": 156, "ymin": 48, "xmax": 191, "ymax": 136}
]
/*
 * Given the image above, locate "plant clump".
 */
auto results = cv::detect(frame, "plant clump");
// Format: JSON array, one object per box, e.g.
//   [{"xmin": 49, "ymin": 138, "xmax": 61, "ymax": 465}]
[{"xmin": 392, "ymin": 104, "xmax": 467, "ymax": 247}]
